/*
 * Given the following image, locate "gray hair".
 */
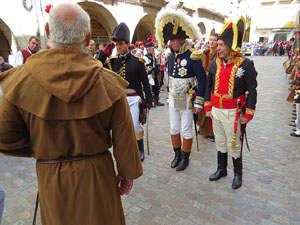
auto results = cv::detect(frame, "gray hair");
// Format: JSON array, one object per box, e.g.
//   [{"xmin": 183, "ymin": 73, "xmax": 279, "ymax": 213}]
[{"xmin": 48, "ymin": 3, "xmax": 91, "ymax": 49}]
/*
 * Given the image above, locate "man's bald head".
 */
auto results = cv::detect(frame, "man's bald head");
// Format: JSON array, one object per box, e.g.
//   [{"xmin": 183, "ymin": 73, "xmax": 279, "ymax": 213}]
[{"xmin": 46, "ymin": 3, "xmax": 91, "ymax": 49}]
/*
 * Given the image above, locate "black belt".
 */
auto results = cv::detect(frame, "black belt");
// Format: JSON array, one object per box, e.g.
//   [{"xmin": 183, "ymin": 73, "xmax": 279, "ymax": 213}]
[{"xmin": 37, "ymin": 152, "xmax": 103, "ymax": 164}]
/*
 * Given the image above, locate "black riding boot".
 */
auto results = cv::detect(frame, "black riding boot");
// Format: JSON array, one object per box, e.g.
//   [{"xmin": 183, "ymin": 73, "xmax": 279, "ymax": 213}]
[
  {"xmin": 137, "ymin": 139, "xmax": 145, "ymax": 162},
  {"xmin": 209, "ymin": 152, "xmax": 228, "ymax": 181},
  {"xmin": 171, "ymin": 147, "xmax": 182, "ymax": 168},
  {"xmin": 176, "ymin": 151, "xmax": 190, "ymax": 171},
  {"xmin": 232, "ymin": 157, "xmax": 243, "ymax": 189}
]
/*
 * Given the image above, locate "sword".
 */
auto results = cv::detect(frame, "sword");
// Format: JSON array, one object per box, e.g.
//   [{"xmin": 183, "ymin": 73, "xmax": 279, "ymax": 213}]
[
  {"xmin": 193, "ymin": 112, "xmax": 200, "ymax": 152},
  {"xmin": 146, "ymin": 109, "xmax": 150, "ymax": 155}
]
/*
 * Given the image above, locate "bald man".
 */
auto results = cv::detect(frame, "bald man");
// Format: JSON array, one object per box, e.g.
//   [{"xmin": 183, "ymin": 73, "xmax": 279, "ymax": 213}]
[{"xmin": 0, "ymin": 3, "xmax": 142, "ymax": 225}]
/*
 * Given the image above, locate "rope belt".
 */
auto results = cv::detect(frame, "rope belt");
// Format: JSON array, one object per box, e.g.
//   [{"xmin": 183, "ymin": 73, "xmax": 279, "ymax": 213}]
[
  {"xmin": 37, "ymin": 152, "xmax": 103, "ymax": 164},
  {"xmin": 33, "ymin": 152, "xmax": 104, "ymax": 224}
]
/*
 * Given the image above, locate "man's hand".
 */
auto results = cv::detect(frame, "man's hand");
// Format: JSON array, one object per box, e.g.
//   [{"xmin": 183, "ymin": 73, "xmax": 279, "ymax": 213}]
[
  {"xmin": 193, "ymin": 107, "xmax": 202, "ymax": 114},
  {"xmin": 103, "ymin": 43, "xmax": 115, "ymax": 55},
  {"xmin": 146, "ymin": 66, "xmax": 152, "ymax": 71},
  {"xmin": 240, "ymin": 117, "xmax": 250, "ymax": 124},
  {"xmin": 205, "ymin": 111, "xmax": 213, "ymax": 120},
  {"xmin": 117, "ymin": 174, "xmax": 133, "ymax": 196}
]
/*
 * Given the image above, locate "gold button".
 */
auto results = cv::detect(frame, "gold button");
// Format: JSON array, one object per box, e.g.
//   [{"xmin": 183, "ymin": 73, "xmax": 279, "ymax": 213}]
[{"xmin": 172, "ymin": 73, "xmax": 175, "ymax": 75}]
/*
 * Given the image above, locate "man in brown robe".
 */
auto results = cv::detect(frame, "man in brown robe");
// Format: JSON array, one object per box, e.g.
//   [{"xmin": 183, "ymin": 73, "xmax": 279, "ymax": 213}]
[
  {"xmin": 198, "ymin": 33, "xmax": 218, "ymax": 142},
  {"xmin": 0, "ymin": 3, "xmax": 142, "ymax": 225}
]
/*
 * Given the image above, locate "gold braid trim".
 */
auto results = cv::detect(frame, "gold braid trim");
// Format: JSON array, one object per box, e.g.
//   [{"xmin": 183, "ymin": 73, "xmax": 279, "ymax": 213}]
[
  {"xmin": 204, "ymin": 101, "xmax": 211, "ymax": 107},
  {"xmin": 214, "ymin": 53, "xmax": 245, "ymax": 99},
  {"xmin": 245, "ymin": 108, "xmax": 255, "ymax": 115}
]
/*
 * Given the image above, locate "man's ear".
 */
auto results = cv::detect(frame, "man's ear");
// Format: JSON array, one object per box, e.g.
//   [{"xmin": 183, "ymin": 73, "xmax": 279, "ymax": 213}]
[
  {"xmin": 45, "ymin": 23, "xmax": 50, "ymax": 38},
  {"xmin": 85, "ymin": 32, "xmax": 91, "ymax": 47}
]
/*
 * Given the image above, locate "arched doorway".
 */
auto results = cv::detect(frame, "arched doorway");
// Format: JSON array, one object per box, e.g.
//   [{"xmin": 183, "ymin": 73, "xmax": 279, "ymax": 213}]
[
  {"xmin": 198, "ymin": 22, "xmax": 206, "ymax": 36},
  {"xmin": 0, "ymin": 19, "xmax": 12, "ymax": 62},
  {"xmin": 78, "ymin": 2, "xmax": 118, "ymax": 45},
  {"xmin": 132, "ymin": 14, "xmax": 155, "ymax": 44}
]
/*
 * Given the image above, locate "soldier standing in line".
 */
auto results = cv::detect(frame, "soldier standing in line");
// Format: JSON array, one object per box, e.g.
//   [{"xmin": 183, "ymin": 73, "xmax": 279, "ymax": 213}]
[
  {"xmin": 155, "ymin": 7, "xmax": 207, "ymax": 171},
  {"xmin": 97, "ymin": 23, "xmax": 153, "ymax": 162},
  {"xmin": 205, "ymin": 17, "xmax": 258, "ymax": 189},
  {"xmin": 143, "ymin": 35, "xmax": 164, "ymax": 107}
]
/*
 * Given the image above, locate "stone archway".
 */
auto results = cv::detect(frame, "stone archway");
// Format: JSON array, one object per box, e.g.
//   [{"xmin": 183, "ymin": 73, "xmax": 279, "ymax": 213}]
[
  {"xmin": 0, "ymin": 19, "xmax": 12, "ymax": 62},
  {"xmin": 78, "ymin": 2, "xmax": 118, "ymax": 45},
  {"xmin": 198, "ymin": 22, "xmax": 206, "ymax": 36},
  {"xmin": 132, "ymin": 14, "xmax": 155, "ymax": 44}
]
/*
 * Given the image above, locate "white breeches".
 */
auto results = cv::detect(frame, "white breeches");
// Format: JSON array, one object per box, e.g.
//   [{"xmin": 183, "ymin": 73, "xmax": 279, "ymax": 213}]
[
  {"xmin": 126, "ymin": 96, "xmax": 143, "ymax": 133},
  {"xmin": 169, "ymin": 94, "xmax": 193, "ymax": 139},
  {"xmin": 212, "ymin": 107, "xmax": 241, "ymax": 159}
]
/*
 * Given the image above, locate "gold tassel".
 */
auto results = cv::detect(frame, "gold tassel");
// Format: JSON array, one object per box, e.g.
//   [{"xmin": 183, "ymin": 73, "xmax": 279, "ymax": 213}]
[
  {"xmin": 188, "ymin": 88, "xmax": 194, "ymax": 110},
  {"xmin": 232, "ymin": 134, "xmax": 236, "ymax": 150}
]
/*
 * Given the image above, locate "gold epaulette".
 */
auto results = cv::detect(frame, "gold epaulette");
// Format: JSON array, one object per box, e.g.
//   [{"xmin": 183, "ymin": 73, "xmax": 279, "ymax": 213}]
[
  {"xmin": 139, "ymin": 57, "xmax": 145, "ymax": 63},
  {"xmin": 132, "ymin": 54, "xmax": 145, "ymax": 63},
  {"xmin": 190, "ymin": 49, "xmax": 202, "ymax": 61}
]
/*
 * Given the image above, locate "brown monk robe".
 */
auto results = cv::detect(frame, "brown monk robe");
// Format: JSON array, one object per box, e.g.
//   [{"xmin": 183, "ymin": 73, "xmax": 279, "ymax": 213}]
[
  {"xmin": 0, "ymin": 48, "xmax": 143, "ymax": 225},
  {"xmin": 197, "ymin": 47, "xmax": 217, "ymax": 136}
]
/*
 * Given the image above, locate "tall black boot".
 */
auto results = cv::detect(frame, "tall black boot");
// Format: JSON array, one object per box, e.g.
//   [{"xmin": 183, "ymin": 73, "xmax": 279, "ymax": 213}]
[
  {"xmin": 209, "ymin": 152, "xmax": 228, "ymax": 181},
  {"xmin": 137, "ymin": 139, "xmax": 145, "ymax": 162},
  {"xmin": 232, "ymin": 157, "xmax": 243, "ymax": 189},
  {"xmin": 176, "ymin": 151, "xmax": 190, "ymax": 171},
  {"xmin": 171, "ymin": 147, "xmax": 182, "ymax": 168}
]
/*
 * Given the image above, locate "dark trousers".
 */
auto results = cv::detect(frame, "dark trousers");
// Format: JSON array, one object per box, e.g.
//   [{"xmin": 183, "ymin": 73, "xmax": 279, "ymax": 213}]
[{"xmin": 152, "ymin": 76, "xmax": 160, "ymax": 102}]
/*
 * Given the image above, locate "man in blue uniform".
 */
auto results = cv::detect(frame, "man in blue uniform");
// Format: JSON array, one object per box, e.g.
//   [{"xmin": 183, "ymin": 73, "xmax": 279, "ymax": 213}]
[
  {"xmin": 155, "ymin": 7, "xmax": 206, "ymax": 171},
  {"xmin": 97, "ymin": 23, "xmax": 153, "ymax": 162}
]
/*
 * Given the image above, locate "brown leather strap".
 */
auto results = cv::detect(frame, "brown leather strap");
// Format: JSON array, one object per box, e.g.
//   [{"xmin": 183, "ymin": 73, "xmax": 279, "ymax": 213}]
[{"xmin": 37, "ymin": 152, "xmax": 102, "ymax": 164}]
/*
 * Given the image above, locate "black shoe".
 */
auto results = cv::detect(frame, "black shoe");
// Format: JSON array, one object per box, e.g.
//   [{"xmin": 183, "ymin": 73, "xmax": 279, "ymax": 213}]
[
  {"xmin": 171, "ymin": 147, "xmax": 182, "ymax": 168},
  {"xmin": 155, "ymin": 101, "xmax": 164, "ymax": 106},
  {"xmin": 289, "ymin": 123, "xmax": 296, "ymax": 127},
  {"xmin": 292, "ymin": 117, "xmax": 297, "ymax": 120},
  {"xmin": 232, "ymin": 172, "xmax": 242, "ymax": 189},
  {"xmin": 176, "ymin": 152, "xmax": 190, "ymax": 171},
  {"xmin": 206, "ymin": 136, "xmax": 215, "ymax": 142},
  {"xmin": 290, "ymin": 132, "xmax": 300, "ymax": 137},
  {"xmin": 292, "ymin": 128, "xmax": 296, "ymax": 131},
  {"xmin": 293, "ymin": 110, "xmax": 296, "ymax": 113},
  {"xmin": 209, "ymin": 168, "xmax": 227, "ymax": 181},
  {"xmin": 292, "ymin": 113, "xmax": 297, "ymax": 116}
]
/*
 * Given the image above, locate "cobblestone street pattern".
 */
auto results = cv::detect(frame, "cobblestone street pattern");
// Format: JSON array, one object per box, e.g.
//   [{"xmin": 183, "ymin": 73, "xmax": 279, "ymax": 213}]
[{"xmin": 1, "ymin": 56, "xmax": 300, "ymax": 225}]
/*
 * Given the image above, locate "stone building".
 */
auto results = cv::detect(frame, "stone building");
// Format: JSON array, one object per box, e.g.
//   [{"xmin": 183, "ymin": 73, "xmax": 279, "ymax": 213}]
[{"xmin": 1, "ymin": 0, "xmax": 252, "ymax": 64}]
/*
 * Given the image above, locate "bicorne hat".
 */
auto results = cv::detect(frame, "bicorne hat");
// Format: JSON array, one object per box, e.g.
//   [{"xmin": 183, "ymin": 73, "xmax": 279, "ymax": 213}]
[
  {"xmin": 144, "ymin": 34, "xmax": 154, "ymax": 48},
  {"xmin": 155, "ymin": 7, "xmax": 202, "ymax": 48},
  {"xmin": 218, "ymin": 16, "xmax": 246, "ymax": 52},
  {"xmin": 113, "ymin": 22, "xmax": 130, "ymax": 43}
]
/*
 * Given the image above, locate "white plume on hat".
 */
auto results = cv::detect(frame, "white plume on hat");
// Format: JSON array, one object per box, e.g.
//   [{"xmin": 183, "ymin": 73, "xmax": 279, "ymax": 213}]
[{"xmin": 155, "ymin": 6, "xmax": 202, "ymax": 48}]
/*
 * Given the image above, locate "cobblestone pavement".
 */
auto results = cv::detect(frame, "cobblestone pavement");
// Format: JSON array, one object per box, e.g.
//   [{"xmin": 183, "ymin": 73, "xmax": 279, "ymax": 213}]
[{"xmin": 1, "ymin": 56, "xmax": 300, "ymax": 225}]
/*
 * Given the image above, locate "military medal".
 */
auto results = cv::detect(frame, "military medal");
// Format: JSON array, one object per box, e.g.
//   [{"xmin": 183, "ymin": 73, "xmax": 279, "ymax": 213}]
[
  {"xmin": 180, "ymin": 59, "xmax": 187, "ymax": 67},
  {"xmin": 178, "ymin": 67, "xmax": 187, "ymax": 76}
]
